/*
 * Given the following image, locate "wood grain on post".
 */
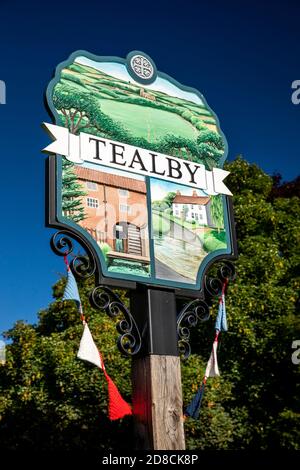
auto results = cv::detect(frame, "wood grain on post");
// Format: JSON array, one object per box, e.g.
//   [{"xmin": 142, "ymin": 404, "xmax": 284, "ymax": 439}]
[{"xmin": 132, "ymin": 355, "xmax": 185, "ymax": 450}]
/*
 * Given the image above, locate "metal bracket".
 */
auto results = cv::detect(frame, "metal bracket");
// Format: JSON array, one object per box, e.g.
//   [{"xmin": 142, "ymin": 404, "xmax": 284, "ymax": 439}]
[
  {"xmin": 90, "ymin": 285, "xmax": 142, "ymax": 356},
  {"xmin": 50, "ymin": 231, "xmax": 142, "ymax": 357},
  {"xmin": 51, "ymin": 231, "xmax": 236, "ymax": 359},
  {"xmin": 176, "ymin": 260, "xmax": 236, "ymax": 359}
]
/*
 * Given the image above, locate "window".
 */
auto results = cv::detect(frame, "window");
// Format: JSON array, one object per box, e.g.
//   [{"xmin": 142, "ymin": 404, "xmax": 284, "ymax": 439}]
[
  {"xmin": 195, "ymin": 213, "xmax": 199, "ymax": 221},
  {"xmin": 119, "ymin": 203, "xmax": 131, "ymax": 214},
  {"xmin": 191, "ymin": 213, "xmax": 195, "ymax": 219},
  {"xmin": 119, "ymin": 189, "xmax": 129, "ymax": 197},
  {"xmin": 191, "ymin": 204, "xmax": 194, "ymax": 210},
  {"xmin": 86, "ymin": 181, "xmax": 98, "ymax": 191},
  {"xmin": 87, "ymin": 197, "xmax": 99, "ymax": 208},
  {"xmin": 199, "ymin": 214, "xmax": 203, "ymax": 220}
]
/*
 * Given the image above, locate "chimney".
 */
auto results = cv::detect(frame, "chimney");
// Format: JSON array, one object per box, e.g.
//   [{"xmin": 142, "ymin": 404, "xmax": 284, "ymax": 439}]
[
  {"xmin": 176, "ymin": 190, "xmax": 181, "ymax": 195},
  {"xmin": 192, "ymin": 189, "xmax": 198, "ymax": 197}
]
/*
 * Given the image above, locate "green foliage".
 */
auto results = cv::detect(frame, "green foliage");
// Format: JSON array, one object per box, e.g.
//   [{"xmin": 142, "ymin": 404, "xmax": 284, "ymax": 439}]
[
  {"xmin": 197, "ymin": 128, "xmax": 225, "ymax": 169},
  {"xmin": 53, "ymin": 84, "xmax": 131, "ymax": 143},
  {"xmin": 163, "ymin": 191, "xmax": 177, "ymax": 208},
  {"xmin": 99, "ymin": 242, "xmax": 112, "ymax": 263},
  {"xmin": 152, "ymin": 192, "xmax": 176, "ymax": 216},
  {"xmin": 210, "ymin": 195, "xmax": 224, "ymax": 231},
  {"xmin": 152, "ymin": 211, "xmax": 170, "ymax": 235},
  {"xmin": 203, "ymin": 230, "xmax": 227, "ymax": 252},
  {"xmin": 0, "ymin": 156, "xmax": 299, "ymax": 450},
  {"xmin": 53, "ymin": 84, "xmax": 100, "ymax": 134},
  {"xmin": 0, "ymin": 278, "xmax": 133, "ymax": 451},
  {"xmin": 203, "ymin": 156, "xmax": 300, "ymax": 449},
  {"xmin": 184, "ymin": 156, "xmax": 300, "ymax": 449},
  {"xmin": 181, "ymin": 355, "xmax": 237, "ymax": 449},
  {"xmin": 62, "ymin": 158, "xmax": 87, "ymax": 222}
]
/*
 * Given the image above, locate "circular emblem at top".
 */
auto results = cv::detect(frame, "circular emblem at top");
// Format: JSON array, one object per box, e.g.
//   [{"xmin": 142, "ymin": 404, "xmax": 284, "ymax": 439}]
[
  {"xmin": 130, "ymin": 55, "xmax": 154, "ymax": 79},
  {"xmin": 126, "ymin": 51, "xmax": 157, "ymax": 85}
]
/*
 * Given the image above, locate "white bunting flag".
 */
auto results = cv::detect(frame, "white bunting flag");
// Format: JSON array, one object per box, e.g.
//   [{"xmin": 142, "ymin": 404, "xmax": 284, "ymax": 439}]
[
  {"xmin": 77, "ymin": 323, "xmax": 104, "ymax": 370},
  {"xmin": 204, "ymin": 340, "xmax": 220, "ymax": 378}
]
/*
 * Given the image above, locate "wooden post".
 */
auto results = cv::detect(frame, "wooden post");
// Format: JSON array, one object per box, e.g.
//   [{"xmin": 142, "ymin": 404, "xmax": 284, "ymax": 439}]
[
  {"xmin": 132, "ymin": 355, "xmax": 185, "ymax": 450},
  {"xmin": 130, "ymin": 286, "xmax": 186, "ymax": 450}
]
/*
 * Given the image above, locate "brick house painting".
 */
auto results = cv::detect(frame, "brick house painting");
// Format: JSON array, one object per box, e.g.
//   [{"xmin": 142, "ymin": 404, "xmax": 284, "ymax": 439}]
[
  {"xmin": 172, "ymin": 190, "xmax": 212, "ymax": 226},
  {"xmin": 74, "ymin": 166, "xmax": 150, "ymax": 269}
]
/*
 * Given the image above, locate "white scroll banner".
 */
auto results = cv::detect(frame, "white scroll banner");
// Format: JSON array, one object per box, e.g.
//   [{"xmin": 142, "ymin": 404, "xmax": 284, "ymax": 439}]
[{"xmin": 42, "ymin": 123, "xmax": 232, "ymax": 196}]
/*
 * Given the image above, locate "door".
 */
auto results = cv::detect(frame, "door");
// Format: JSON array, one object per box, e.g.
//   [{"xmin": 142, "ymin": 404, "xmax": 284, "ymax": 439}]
[{"xmin": 127, "ymin": 224, "xmax": 142, "ymax": 256}]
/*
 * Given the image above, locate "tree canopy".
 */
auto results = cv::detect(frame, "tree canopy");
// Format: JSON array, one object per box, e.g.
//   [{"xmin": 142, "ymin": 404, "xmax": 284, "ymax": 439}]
[
  {"xmin": 53, "ymin": 85, "xmax": 100, "ymax": 135},
  {"xmin": 0, "ymin": 156, "xmax": 299, "ymax": 451}
]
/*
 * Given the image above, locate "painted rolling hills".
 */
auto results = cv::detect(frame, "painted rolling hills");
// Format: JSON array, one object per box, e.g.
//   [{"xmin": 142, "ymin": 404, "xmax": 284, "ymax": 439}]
[{"xmin": 52, "ymin": 59, "xmax": 225, "ymax": 168}]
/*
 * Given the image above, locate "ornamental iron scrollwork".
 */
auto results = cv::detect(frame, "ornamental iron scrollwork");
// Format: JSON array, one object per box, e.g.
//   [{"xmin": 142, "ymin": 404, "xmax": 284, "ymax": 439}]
[
  {"xmin": 50, "ymin": 231, "xmax": 96, "ymax": 279},
  {"xmin": 50, "ymin": 231, "xmax": 142, "ymax": 357},
  {"xmin": 90, "ymin": 285, "xmax": 142, "ymax": 357},
  {"xmin": 51, "ymin": 231, "xmax": 236, "ymax": 359},
  {"xmin": 204, "ymin": 260, "xmax": 237, "ymax": 304},
  {"xmin": 70, "ymin": 255, "xmax": 96, "ymax": 279},
  {"xmin": 50, "ymin": 231, "xmax": 74, "ymax": 257},
  {"xmin": 177, "ymin": 299, "xmax": 210, "ymax": 359},
  {"xmin": 177, "ymin": 261, "xmax": 237, "ymax": 359},
  {"xmin": 218, "ymin": 260, "xmax": 236, "ymax": 283}
]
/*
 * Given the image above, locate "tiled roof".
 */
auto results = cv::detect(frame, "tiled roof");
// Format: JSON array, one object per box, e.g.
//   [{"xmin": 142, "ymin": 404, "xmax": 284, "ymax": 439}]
[
  {"xmin": 173, "ymin": 195, "xmax": 210, "ymax": 205},
  {"xmin": 74, "ymin": 166, "xmax": 146, "ymax": 193}
]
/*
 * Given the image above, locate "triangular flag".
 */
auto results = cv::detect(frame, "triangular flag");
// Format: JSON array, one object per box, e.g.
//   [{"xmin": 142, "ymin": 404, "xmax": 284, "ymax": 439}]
[
  {"xmin": 77, "ymin": 323, "xmax": 104, "ymax": 369},
  {"xmin": 62, "ymin": 268, "xmax": 81, "ymax": 307},
  {"xmin": 104, "ymin": 370, "xmax": 133, "ymax": 420},
  {"xmin": 221, "ymin": 295, "xmax": 228, "ymax": 331},
  {"xmin": 185, "ymin": 381, "xmax": 205, "ymax": 419},
  {"xmin": 185, "ymin": 281, "xmax": 230, "ymax": 420},
  {"xmin": 62, "ymin": 256, "xmax": 132, "ymax": 420},
  {"xmin": 205, "ymin": 339, "xmax": 220, "ymax": 378},
  {"xmin": 215, "ymin": 294, "xmax": 227, "ymax": 332},
  {"xmin": 77, "ymin": 322, "xmax": 132, "ymax": 420}
]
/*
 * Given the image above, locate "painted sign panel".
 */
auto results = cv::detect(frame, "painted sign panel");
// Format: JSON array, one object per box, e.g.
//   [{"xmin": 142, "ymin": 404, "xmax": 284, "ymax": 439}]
[{"xmin": 44, "ymin": 50, "xmax": 236, "ymax": 290}]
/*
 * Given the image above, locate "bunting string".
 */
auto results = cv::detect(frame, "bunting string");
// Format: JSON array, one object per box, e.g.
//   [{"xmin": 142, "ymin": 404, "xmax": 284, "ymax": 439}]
[
  {"xmin": 185, "ymin": 280, "xmax": 229, "ymax": 420},
  {"xmin": 62, "ymin": 255, "xmax": 132, "ymax": 420}
]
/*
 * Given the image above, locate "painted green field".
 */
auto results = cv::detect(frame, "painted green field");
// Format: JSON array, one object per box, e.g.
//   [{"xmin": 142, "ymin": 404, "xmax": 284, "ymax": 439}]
[
  {"xmin": 99, "ymin": 99, "xmax": 198, "ymax": 142},
  {"xmin": 59, "ymin": 63, "xmax": 218, "ymax": 143},
  {"xmin": 152, "ymin": 211, "xmax": 171, "ymax": 234},
  {"xmin": 54, "ymin": 61, "xmax": 225, "ymax": 168}
]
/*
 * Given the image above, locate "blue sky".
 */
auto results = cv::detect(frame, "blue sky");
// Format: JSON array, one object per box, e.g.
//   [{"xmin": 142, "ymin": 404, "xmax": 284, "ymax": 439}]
[{"xmin": 0, "ymin": 0, "xmax": 299, "ymax": 334}]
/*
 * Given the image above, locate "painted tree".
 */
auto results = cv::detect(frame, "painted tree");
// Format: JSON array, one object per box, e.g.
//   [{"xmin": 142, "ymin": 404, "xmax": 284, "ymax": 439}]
[
  {"xmin": 159, "ymin": 135, "xmax": 200, "ymax": 162},
  {"xmin": 53, "ymin": 84, "xmax": 133, "ymax": 144},
  {"xmin": 62, "ymin": 158, "xmax": 86, "ymax": 222},
  {"xmin": 157, "ymin": 130, "xmax": 225, "ymax": 170},
  {"xmin": 196, "ymin": 128, "xmax": 225, "ymax": 169},
  {"xmin": 53, "ymin": 85, "xmax": 100, "ymax": 135},
  {"xmin": 209, "ymin": 195, "xmax": 224, "ymax": 231},
  {"xmin": 163, "ymin": 191, "xmax": 177, "ymax": 208}
]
